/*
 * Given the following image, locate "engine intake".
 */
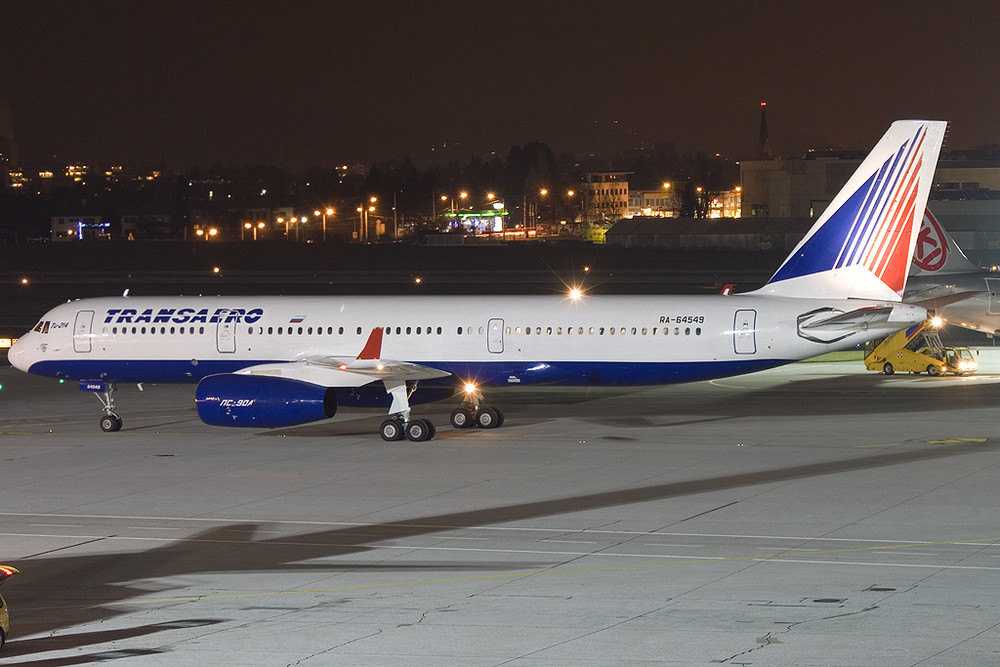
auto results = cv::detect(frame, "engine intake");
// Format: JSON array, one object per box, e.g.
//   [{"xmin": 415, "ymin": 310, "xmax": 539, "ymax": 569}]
[{"xmin": 195, "ymin": 374, "xmax": 337, "ymax": 428}]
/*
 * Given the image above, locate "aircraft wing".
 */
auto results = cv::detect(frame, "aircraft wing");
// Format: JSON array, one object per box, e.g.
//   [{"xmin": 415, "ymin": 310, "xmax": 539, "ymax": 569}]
[{"xmin": 233, "ymin": 327, "xmax": 451, "ymax": 389}]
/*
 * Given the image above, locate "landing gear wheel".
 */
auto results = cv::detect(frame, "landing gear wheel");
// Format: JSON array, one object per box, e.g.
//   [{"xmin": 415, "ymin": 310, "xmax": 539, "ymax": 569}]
[
  {"xmin": 380, "ymin": 418, "xmax": 405, "ymax": 441},
  {"xmin": 405, "ymin": 419, "xmax": 435, "ymax": 442},
  {"xmin": 100, "ymin": 414, "xmax": 123, "ymax": 432},
  {"xmin": 927, "ymin": 365, "xmax": 940, "ymax": 376},
  {"xmin": 476, "ymin": 407, "xmax": 502, "ymax": 429},
  {"xmin": 883, "ymin": 362, "xmax": 894, "ymax": 375},
  {"xmin": 450, "ymin": 407, "xmax": 476, "ymax": 429}
]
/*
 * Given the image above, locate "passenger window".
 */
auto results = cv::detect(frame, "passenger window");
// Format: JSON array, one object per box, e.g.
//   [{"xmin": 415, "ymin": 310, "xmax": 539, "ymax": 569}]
[
  {"xmin": 515, "ymin": 327, "xmax": 521, "ymax": 335},
  {"xmin": 578, "ymin": 327, "xmax": 584, "ymax": 335},
  {"xmin": 696, "ymin": 327, "xmax": 702, "ymax": 335},
  {"xmin": 417, "ymin": 327, "xmax": 422, "ymax": 334},
  {"xmin": 685, "ymin": 327, "xmax": 690, "ymax": 335},
  {"xmin": 557, "ymin": 327, "xmax": 563, "ymax": 335},
  {"xmin": 278, "ymin": 327, "xmax": 283, "ymax": 334},
  {"xmin": 437, "ymin": 327, "xmax": 442, "ymax": 334},
  {"xmin": 641, "ymin": 328, "xmax": 647, "ymax": 335},
  {"xmin": 525, "ymin": 327, "xmax": 530, "ymax": 335},
  {"xmin": 458, "ymin": 327, "xmax": 463, "ymax": 335},
  {"xmin": 546, "ymin": 327, "xmax": 552, "ymax": 335},
  {"xmin": 406, "ymin": 326, "xmax": 412, "ymax": 334},
  {"xmin": 535, "ymin": 327, "xmax": 541, "ymax": 335},
  {"xmin": 506, "ymin": 327, "xmax": 511, "ymax": 335}
]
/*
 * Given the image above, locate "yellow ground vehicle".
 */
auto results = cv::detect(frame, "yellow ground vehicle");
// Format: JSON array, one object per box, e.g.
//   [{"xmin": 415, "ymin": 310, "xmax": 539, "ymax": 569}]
[
  {"xmin": 0, "ymin": 565, "xmax": 17, "ymax": 650},
  {"xmin": 865, "ymin": 319, "xmax": 976, "ymax": 376}
]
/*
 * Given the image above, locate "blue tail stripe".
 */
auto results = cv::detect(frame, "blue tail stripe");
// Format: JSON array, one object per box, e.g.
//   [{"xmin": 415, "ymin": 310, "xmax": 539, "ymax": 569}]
[
  {"xmin": 769, "ymin": 170, "xmax": 878, "ymax": 282},
  {"xmin": 840, "ymin": 140, "xmax": 909, "ymax": 268},
  {"xmin": 836, "ymin": 152, "xmax": 894, "ymax": 269}
]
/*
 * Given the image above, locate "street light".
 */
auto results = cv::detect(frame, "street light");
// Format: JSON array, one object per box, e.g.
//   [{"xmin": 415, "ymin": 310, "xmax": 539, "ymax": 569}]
[{"xmin": 314, "ymin": 208, "xmax": 335, "ymax": 242}]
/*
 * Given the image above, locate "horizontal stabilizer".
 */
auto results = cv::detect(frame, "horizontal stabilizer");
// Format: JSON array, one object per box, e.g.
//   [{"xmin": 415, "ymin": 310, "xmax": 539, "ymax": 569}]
[
  {"xmin": 907, "ymin": 290, "xmax": 984, "ymax": 311},
  {"xmin": 796, "ymin": 303, "xmax": 926, "ymax": 344}
]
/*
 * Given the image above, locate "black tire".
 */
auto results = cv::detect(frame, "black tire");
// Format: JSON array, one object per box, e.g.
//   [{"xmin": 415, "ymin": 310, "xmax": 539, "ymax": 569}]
[
  {"xmin": 883, "ymin": 362, "xmax": 894, "ymax": 375},
  {"xmin": 927, "ymin": 365, "xmax": 940, "ymax": 376},
  {"xmin": 405, "ymin": 419, "xmax": 433, "ymax": 442},
  {"xmin": 380, "ymin": 419, "xmax": 405, "ymax": 441},
  {"xmin": 1, "ymin": 626, "xmax": 5, "ymax": 650},
  {"xmin": 450, "ymin": 407, "xmax": 475, "ymax": 429},
  {"xmin": 100, "ymin": 414, "xmax": 123, "ymax": 432},
  {"xmin": 494, "ymin": 408, "xmax": 505, "ymax": 427},
  {"xmin": 476, "ymin": 407, "xmax": 500, "ymax": 429}
]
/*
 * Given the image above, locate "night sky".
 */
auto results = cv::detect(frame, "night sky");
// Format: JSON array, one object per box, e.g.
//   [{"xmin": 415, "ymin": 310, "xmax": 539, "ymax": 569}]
[{"xmin": 3, "ymin": 1, "xmax": 998, "ymax": 170}]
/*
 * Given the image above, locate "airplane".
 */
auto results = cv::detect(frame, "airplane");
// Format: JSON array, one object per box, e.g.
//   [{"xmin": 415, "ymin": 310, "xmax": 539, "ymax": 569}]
[
  {"xmin": 9, "ymin": 120, "xmax": 945, "ymax": 441},
  {"xmin": 906, "ymin": 208, "xmax": 1000, "ymax": 336}
]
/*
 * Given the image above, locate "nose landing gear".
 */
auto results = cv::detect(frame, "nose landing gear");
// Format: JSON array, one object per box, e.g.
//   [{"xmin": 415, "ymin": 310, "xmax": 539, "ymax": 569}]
[{"xmin": 92, "ymin": 381, "xmax": 123, "ymax": 432}]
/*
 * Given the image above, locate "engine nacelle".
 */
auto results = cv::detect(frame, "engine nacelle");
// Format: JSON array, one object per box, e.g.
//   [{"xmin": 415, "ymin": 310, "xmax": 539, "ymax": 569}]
[{"xmin": 195, "ymin": 374, "xmax": 337, "ymax": 428}]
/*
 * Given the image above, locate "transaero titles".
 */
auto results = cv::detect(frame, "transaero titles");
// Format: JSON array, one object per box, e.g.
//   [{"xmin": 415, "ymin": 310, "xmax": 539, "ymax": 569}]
[{"xmin": 103, "ymin": 307, "xmax": 265, "ymax": 325}]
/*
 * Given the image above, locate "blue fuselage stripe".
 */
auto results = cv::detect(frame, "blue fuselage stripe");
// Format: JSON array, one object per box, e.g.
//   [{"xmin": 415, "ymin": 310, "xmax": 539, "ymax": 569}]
[{"xmin": 27, "ymin": 358, "xmax": 793, "ymax": 388}]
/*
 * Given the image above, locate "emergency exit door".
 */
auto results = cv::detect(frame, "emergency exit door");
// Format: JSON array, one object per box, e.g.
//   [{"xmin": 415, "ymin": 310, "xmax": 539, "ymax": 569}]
[{"xmin": 733, "ymin": 309, "xmax": 757, "ymax": 354}]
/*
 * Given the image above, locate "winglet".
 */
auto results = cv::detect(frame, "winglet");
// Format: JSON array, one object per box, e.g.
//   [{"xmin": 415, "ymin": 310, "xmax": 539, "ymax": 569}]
[{"xmin": 357, "ymin": 327, "xmax": 384, "ymax": 360}]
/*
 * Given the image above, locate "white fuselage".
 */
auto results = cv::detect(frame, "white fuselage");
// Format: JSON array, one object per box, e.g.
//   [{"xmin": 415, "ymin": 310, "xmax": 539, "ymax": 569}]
[{"xmin": 10, "ymin": 294, "xmax": 924, "ymax": 388}]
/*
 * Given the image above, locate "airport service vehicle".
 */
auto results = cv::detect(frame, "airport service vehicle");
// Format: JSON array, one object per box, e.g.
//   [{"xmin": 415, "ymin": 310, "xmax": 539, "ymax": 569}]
[
  {"xmin": 865, "ymin": 318, "xmax": 976, "ymax": 376},
  {"xmin": 0, "ymin": 565, "xmax": 18, "ymax": 650},
  {"xmin": 9, "ymin": 120, "xmax": 946, "ymax": 440}
]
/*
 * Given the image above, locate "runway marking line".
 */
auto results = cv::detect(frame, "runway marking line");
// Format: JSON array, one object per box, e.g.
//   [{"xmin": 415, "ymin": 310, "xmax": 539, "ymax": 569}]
[{"xmin": 103, "ymin": 536, "xmax": 1000, "ymax": 608}]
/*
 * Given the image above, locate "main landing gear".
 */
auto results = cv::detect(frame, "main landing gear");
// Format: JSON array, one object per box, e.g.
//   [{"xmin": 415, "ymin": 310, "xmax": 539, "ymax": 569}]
[
  {"xmin": 93, "ymin": 382, "xmax": 123, "ymax": 432},
  {"xmin": 449, "ymin": 384, "xmax": 504, "ymax": 430},
  {"xmin": 378, "ymin": 381, "xmax": 504, "ymax": 442}
]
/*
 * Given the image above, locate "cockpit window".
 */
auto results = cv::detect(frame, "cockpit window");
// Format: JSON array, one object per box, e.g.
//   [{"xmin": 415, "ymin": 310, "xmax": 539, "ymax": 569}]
[
  {"xmin": 42, "ymin": 321, "xmax": 50, "ymax": 334},
  {"xmin": 33, "ymin": 320, "xmax": 48, "ymax": 333}
]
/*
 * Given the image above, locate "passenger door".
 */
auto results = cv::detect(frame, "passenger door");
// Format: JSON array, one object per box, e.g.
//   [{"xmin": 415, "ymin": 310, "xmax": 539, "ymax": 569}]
[{"xmin": 73, "ymin": 310, "xmax": 95, "ymax": 353}]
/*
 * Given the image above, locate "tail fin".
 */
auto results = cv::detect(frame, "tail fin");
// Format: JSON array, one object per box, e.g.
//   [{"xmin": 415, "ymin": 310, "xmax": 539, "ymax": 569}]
[
  {"xmin": 910, "ymin": 208, "xmax": 978, "ymax": 275},
  {"xmin": 755, "ymin": 120, "xmax": 947, "ymax": 301}
]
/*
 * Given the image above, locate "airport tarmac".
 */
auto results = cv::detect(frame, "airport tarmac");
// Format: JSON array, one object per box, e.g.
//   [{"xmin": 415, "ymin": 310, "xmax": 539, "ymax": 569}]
[{"xmin": 2, "ymin": 351, "xmax": 1000, "ymax": 666}]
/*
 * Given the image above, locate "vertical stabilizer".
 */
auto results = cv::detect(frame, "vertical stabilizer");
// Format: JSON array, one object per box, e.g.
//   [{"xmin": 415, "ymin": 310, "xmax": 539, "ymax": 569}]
[
  {"xmin": 910, "ymin": 208, "xmax": 978, "ymax": 276},
  {"xmin": 755, "ymin": 120, "xmax": 947, "ymax": 301}
]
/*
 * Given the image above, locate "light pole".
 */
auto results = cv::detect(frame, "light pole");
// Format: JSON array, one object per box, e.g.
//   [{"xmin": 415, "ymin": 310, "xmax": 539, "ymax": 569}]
[{"xmin": 315, "ymin": 208, "xmax": 334, "ymax": 242}]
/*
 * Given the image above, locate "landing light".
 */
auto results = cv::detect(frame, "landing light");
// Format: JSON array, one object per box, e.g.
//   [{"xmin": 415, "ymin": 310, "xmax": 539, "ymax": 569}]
[
  {"xmin": 464, "ymin": 382, "xmax": 478, "ymax": 394},
  {"xmin": 930, "ymin": 316, "xmax": 944, "ymax": 328},
  {"xmin": 568, "ymin": 287, "xmax": 583, "ymax": 300}
]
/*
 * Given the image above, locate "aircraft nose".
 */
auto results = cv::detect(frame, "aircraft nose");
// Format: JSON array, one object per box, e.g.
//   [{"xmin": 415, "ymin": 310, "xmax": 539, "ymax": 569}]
[{"xmin": 8, "ymin": 335, "xmax": 32, "ymax": 372}]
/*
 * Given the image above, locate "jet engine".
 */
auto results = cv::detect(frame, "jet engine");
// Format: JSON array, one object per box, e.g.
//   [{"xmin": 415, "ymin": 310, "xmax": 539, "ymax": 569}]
[{"xmin": 195, "ymin": 374, "xmax": 337, "ymax": 428}]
